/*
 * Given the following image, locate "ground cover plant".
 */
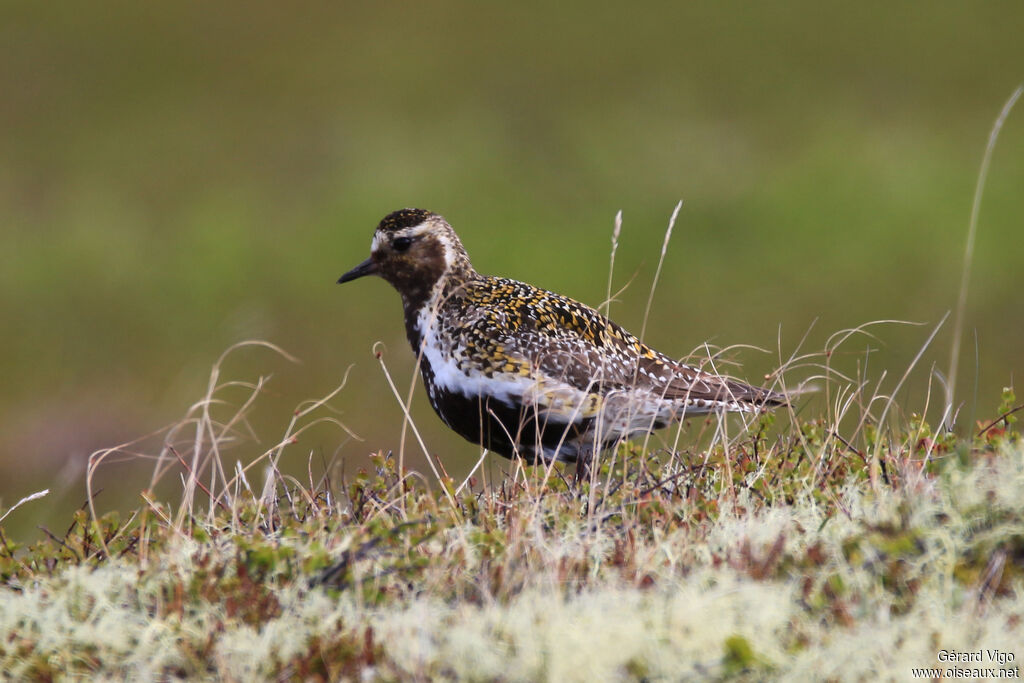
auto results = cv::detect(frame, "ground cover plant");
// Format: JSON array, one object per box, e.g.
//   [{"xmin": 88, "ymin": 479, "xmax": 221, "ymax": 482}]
[{"xmin": 1, "ymin": 322, "xmax": 1022, "ymax": 681}]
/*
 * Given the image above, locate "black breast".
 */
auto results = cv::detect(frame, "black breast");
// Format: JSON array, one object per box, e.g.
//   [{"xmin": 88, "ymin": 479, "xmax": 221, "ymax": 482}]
[{"xmin": 422, "ymin": 381, "xmax": 593, "ymax": 464}]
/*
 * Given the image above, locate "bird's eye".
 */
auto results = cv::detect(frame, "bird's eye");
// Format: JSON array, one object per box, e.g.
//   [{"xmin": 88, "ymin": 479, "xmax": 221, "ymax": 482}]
[{"xmin": 392, "ymin": 236, "xmax": 413, "ymax": 252}]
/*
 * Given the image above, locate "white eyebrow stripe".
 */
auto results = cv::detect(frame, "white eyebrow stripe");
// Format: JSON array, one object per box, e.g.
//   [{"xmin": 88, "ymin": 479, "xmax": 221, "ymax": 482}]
[
  {"xmin": 404, "ymin": 223, "xmax": 431, "ymax": 237},
  {"xmin": 371, "ymin": 222, "xmax": 430, "ymax": 253}
]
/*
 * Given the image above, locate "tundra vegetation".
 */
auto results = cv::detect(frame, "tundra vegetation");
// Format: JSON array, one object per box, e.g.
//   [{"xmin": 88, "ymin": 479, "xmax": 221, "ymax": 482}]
[{"xmin": 1, "ymin": 335, "xmax": 1021, "ymax": 680}]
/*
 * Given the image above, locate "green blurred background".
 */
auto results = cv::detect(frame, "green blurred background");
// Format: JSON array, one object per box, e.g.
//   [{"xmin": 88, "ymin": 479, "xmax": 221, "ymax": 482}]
[{"xmin": 2, "ymin": 2, "xmax": 1022, "ymax": 540}]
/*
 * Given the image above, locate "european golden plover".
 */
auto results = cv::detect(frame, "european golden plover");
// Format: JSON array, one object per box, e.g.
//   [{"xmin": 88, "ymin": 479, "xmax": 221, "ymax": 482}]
[{"xmin": 339, "ymin": 208, "xmax": 785, "ymax": 466}]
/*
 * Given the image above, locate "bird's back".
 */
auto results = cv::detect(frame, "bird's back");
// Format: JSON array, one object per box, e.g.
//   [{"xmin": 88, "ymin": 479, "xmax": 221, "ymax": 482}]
[{"xmin": 413, "ymin": 274, "xmax": 782, "ymax": 462}]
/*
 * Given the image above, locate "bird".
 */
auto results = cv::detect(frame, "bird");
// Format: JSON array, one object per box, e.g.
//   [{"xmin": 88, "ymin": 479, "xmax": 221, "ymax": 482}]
[{"xmin": 338, "ymin": 208, "xmax": 785, "ymax": 468}]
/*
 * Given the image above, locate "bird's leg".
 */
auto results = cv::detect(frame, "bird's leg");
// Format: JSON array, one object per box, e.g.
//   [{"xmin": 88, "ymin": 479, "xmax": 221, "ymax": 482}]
[{"xmin": 574, "ymin": 447, "xmax": 594, "ymax": 487}]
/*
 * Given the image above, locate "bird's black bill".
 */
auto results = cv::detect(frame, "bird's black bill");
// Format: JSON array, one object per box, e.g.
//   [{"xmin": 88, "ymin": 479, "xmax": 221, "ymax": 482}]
[{"xmin": 338, "ymin": 257, "xmax": 378, "ymax": 283}]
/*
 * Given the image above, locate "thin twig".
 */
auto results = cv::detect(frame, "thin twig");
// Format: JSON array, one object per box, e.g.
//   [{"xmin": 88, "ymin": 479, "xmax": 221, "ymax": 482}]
[
  {"xmin": 946, "ymin": 85, "xmax": 1023, "ymax": 427},
  {"xmin": 170, "ymin": 446, "xmax": 231, "ymax": 512},
  {"xmin": 640, "ymin": 200, "xmax": 683, "ymax": 342},
  {"xmin": 977, "ymin": 403, "xmax": 1024, "ymax": 437},
  {"xmin": 601, "ymin": 210, "xmax": 623, "ymax": 317}
]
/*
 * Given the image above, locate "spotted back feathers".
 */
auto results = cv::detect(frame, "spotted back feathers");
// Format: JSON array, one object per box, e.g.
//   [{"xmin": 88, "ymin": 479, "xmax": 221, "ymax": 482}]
[{"xmin": 438, "ymin": 276, "xmax": 783, "ymax": 411}]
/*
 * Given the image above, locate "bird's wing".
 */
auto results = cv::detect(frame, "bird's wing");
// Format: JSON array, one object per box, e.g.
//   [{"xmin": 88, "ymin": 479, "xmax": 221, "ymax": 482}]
[{"xmin": 463, "ymin": 278, "xmax": 783, "ymax": 410}]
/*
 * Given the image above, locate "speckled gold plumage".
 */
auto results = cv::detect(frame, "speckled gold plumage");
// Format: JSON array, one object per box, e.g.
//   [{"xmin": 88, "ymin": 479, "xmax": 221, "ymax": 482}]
[{"xmin": 339, "ymin": 208, "xmax": 785, "ymax": 465}]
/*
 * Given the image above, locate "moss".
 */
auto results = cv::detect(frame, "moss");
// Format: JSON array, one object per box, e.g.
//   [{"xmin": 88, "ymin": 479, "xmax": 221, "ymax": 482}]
[{"xmin": 2, "ymin": 383, "xmax": 1024, "ymax": 679}]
